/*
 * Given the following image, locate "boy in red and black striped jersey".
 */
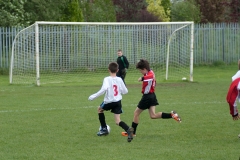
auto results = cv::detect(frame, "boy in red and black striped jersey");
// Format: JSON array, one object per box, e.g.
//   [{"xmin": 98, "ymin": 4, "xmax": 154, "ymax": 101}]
[{"xmin": 122, "ymin": 59, "xmax": 181, "ymax": 137}]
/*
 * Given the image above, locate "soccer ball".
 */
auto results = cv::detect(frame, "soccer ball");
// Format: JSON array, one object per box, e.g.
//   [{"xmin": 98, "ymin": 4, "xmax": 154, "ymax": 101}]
[
  {"xmin": 182, "ymin": 77, "xmax": 187, "ymax": 81},
  {"xmin": 99, "ymin": 125, "xmax": 110, "ymax": 133}
]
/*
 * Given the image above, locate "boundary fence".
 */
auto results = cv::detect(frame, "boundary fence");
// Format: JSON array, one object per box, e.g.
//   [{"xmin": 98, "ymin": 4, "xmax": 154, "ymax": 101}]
[{"xmin": 0, "ymin": 23, "xmax": 240, "ymax": 69}]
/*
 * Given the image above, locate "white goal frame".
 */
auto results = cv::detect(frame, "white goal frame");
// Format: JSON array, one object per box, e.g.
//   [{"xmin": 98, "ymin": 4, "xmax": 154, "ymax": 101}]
[
  {"xmin": 10, "ymin": 21, "xmax": 194, "ymax": 86},
  {"xmin": 166, "ymin": 23, "xmax": 194, "ymax": 81}
]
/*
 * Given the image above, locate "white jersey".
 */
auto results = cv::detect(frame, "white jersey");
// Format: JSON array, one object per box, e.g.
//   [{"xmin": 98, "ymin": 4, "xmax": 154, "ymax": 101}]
[
  {"xmin": 232, "ymin": 70, "xmax": 240, "ymax": 81},
  {"xmin": 88, "ymin": 76, "xmax": 128, "ymax": 104}
]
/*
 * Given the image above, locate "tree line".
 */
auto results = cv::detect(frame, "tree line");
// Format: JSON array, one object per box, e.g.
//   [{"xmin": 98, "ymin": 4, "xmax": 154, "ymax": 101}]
[{"xmin": 0, "ymin": 0, "xmax": 239, "ymax": 27}]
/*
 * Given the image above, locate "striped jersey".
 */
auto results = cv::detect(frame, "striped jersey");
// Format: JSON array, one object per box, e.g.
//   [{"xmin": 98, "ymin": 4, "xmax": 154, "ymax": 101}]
[
  {"xmin": 88, "ymin": 76, "xmax": 128, "ymax": 104},
  {"xmin": 141, "ymin": 70, "xmax": 156, "ymax": 94}
]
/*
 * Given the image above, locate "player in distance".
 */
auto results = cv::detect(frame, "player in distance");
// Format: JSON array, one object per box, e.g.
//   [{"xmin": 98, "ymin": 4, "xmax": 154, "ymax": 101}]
[{"xmin": 116, "ymin": 49, "xmax": 129, "ymax": 84}]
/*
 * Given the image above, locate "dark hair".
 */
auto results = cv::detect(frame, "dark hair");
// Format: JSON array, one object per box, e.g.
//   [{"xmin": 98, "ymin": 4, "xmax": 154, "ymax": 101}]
[
  {"xmin": 108, "ymin": 62, "xmax": 118, "ymax": 73},
  {"xmin": 117, "ymin": 49, "xmax": 122, "ymax": 52},
  {"xmin": 136, "ymin": 59, "xmax": 150, "ymax": 71}
]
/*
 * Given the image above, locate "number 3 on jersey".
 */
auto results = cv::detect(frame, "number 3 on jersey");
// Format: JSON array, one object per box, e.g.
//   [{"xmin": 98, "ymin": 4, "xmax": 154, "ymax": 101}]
[{"xmin": 113, "ymin": 85, "xmax": 118, "ymax": 96}]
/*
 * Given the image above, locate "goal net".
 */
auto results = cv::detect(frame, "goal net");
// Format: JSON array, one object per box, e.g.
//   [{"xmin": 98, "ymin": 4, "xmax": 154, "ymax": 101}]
[{"xmin": 10, "ymin": 22, "xmax": 194, "ymax": 86}]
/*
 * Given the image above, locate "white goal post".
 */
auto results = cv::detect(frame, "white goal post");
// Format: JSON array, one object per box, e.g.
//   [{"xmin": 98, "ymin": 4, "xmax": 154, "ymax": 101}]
[{"xmin": 10, "ymin": 21, "xmax": 194, "ymax": 86}]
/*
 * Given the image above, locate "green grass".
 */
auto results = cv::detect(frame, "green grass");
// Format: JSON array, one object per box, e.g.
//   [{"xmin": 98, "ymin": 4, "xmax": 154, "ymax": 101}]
[{"xmin": 0, "ymin": 65, "xmax": 240, "ymax": 160}]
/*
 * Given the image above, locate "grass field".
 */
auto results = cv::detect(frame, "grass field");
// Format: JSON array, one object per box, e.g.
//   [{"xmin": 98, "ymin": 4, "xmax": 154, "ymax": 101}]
[{"xmin": 0, "ymin": 64, "xmax": 240, "ymax": 160}]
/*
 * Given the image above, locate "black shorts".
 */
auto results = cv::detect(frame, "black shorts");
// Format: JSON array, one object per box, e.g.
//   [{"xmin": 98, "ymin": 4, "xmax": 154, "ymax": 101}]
[
  {"xmin": 100, "ymin": 101, "xmax": 123, "ymax": 114},
  {"xmin": 137, "ymin": 93, "xmax": 159, "ymax": 110}
]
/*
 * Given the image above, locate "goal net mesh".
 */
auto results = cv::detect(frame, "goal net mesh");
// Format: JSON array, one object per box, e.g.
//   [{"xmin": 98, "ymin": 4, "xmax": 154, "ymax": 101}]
[{"xmin": 10, "ymin": 22, "xmax": 193, "ymax": 85}]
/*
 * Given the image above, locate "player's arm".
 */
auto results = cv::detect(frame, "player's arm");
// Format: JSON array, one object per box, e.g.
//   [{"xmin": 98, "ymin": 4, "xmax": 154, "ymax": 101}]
[
  {"xmin": 88, "ymin": 79, "xmax": 107, "ymax": 100},
  {"xmin": 140, "ymin": 71, "xmax": 154, "ymax": 81},
  {"xmin": 120, "ymin": 81, "xmax": 128, "ymax": 95},
  {"xmin": 88, "ymin": 88, "xmax": 105, "ymax": 101},
  {"xmin": 124, "ymin": 56, "xmax": 129, "ymax": 69}
]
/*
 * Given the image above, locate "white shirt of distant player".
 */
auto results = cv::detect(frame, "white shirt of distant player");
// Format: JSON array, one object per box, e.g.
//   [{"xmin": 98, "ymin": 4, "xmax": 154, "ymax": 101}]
[
  {"xmin": 232, "ymin": 70, "xmax": 240, "ymax": 81},
  {"xmin": 232, "ymin": 70, "xmax": 240, "ymax": 102},
  {"xmin": 88, "ymin": 76, "xmax": 128, "ymax": 104}
]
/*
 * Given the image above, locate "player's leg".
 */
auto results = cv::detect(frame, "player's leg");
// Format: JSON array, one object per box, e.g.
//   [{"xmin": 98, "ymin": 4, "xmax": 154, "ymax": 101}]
[
  {"xmin": 121, "ymin": 107, "xmax": 142, "ymax": 137},
  {"xmin": 148, "ymin": 106, "xmax": 173, "ymax": 119},
  {"xmin": 121, "ymin": 69, "xmax": 126, "ymax": 83},
  {"xmin": 149, "ymin": 93, "xmax": 181, "ymax": 122},
  {"xmin": 112, "ymin": 101, "xmax": 134, "ymax": 142},
  {"xmin": 148, "ymin": 107, "xmax": 181, "ymax": 122},
  {"xmin": 133, "ymin": 107, "xmax": 144, "ymax": 123},
  {"xmin": 114, "ymin": 114, "xmax": 128, "ymax": 129},
  {"xmin": 171, "ymin": 111, "xmax": 182, "ymax": 122},
  {"xmin": 122, "ymin": 96, "xmax": 146, "ymax": 137},
  {"xmin": 98, "ymin": 106, "xmax": 107, "ymax": 128},
  {"xmin": 114, "ymin": 114, "xmax": 134, "ymax": 142},
  {"xmin": 131, "ymin": 107, "xmax": 143, "ymax": 135},
  {"xmin": 97, "ymin": 103, "xmax": 109, "ymax": 136},
  {"xmin": 148, "ymin": 106, "xmax": 162, "ymax": 119},
  {"xmin": 147, "ymin": 93, "xmax": 162, "ymax": 119}
]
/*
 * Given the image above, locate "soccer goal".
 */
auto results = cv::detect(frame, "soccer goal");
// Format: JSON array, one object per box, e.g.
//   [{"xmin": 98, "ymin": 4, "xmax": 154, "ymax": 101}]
[{"xmin": 10, "ymin": 21, "xmax": 194, "ymax": 86}]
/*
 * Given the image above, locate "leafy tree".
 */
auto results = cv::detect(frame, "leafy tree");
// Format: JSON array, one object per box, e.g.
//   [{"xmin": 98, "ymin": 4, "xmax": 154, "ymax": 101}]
[
  {"xmin": 171, "ymin": 0, "xmax": 201, "ymax": 23},
  {"xmin": 146, "ymin": 0, "xmax": 170, "ymax": 22},
  {"xmin": 81, "ymin": 0, "xmax": 116, "ymax": 22},
  {"xmin": 195, "ymin": 0, "xmax": 226, "ymax": 23},
  {"xmin": 161, "ymin": 0, "xmax": 171, "ymax": 17},
  {"xmin": 61, "ymin": 0, "xmax": 84, "ymax": 22},
  {"xmin": 24, "ymin": 0, "xmax": 68, "ymax": 24},
  {"xmin": 0, "ymin": 0, "xmax": 29, "ymax": 27}
]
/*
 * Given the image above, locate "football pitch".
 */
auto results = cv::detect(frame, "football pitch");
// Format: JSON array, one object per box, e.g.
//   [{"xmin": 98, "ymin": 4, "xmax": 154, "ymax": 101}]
[{"xmin": 0, "ymin": 64, "xmax": 240, "ymax": 160}]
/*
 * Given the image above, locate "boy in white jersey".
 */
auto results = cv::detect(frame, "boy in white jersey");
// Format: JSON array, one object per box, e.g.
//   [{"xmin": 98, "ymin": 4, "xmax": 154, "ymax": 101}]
[
  {"xmin": 122, "ymin": 59, "xmax": 181, "ymax": 137},
  {"xmin": 88, "ymin": 62, "xmax": 134, "ymax": 142}
]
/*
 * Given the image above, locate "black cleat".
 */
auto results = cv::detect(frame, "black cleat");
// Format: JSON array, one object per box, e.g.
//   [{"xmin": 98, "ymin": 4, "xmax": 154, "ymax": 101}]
[
  {"xmin": 127, "ymin": 127, "xmax": 134, "ymax": 142},
  {"xmin": 97, "ymin": 128, "xmax": 109, "ymax": 136}
]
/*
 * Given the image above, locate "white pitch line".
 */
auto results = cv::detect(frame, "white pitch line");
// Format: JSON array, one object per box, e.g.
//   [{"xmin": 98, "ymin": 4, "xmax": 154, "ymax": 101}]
[
  {"xmin": 160, "ymin": 101, "xmax": 226, "ymax": 105},
  {"xmin": 0, "ymin": 101, "xmax": 226, "ymax": 113},
  {"xmin": 0, "ymin": 106, "xmax": 96, "ymax": 113}
]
